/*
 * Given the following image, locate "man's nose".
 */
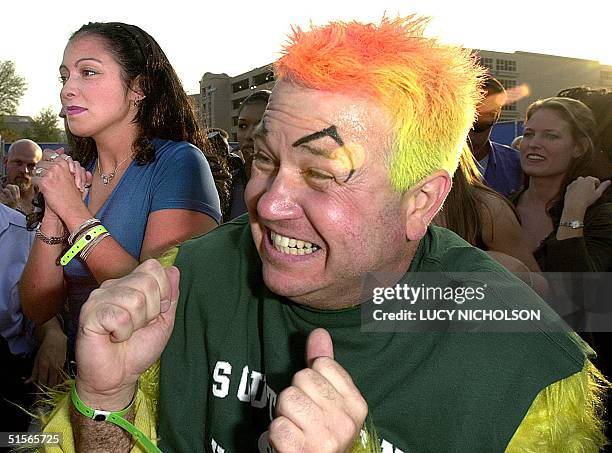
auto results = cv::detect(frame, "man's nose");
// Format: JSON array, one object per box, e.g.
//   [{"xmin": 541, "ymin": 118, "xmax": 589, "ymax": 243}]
[{"xmin": 257, "ymin": 168, "xmax": 304, "ymax": 221}]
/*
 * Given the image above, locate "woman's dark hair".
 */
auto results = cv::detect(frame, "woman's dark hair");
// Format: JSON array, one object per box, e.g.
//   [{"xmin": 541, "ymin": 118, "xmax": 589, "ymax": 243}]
[
  {"xmin": 238, "ymin": 90, "xmax": 271, "ymax": 116},
  {"xmin": 206, "ymin": 128, "xmax": 229, "ymax": 141},
  {"xmin": 441, "ymin": 144, "xmax": 518, "ymax": 246},
  {"xmin": 67, "ymin": 22, "xmax": 231, "ymax": 216},
  {"xmin": 524, "ymin": 97, "xmax": 612, "ymax": 212}
]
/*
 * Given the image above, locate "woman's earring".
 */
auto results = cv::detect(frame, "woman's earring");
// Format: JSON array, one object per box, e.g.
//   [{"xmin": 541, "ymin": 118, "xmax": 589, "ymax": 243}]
[{"xmin": 133, "ymin": 99, "xmax": 141, "ymax": 108}]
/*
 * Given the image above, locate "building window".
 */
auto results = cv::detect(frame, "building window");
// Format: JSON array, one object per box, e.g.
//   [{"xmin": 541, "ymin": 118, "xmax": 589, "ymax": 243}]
[
  {"xmin": 479, "ymin": 57, "xmax": 494, "ymax": 71},
  {"xmin": 232, "ymin": 78, "xmax": 249, "ymax": 93},
  {"xmin": 499, "ymin": 79, "xmax": 517, "ymax": 90},
  {"xmin": 496, "ymin": 59, "xmax": 517, "ymax": 72},
  {"xmin": 252, "ymin": 71, "xmax": 275, "ymax": 87},
  {"xmin": 601, "ymin": 71, "xmax": 612, "ymax": 83},
  {"xmin": 232, "ymin": 97, "xmax": 247, "ymax": 110}
]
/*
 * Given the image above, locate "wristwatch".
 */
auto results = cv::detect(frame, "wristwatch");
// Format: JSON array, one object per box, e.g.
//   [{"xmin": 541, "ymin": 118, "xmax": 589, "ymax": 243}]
[{"xmin": 559, "ymin": 220, "xmax": 584, "ymax": 229}]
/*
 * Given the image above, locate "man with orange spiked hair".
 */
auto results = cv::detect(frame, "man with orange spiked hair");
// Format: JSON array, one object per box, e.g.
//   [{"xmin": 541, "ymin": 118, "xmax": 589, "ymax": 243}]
[{"xmin": 44, "ymin": 16, "xmax": 605, "ymax": 453}]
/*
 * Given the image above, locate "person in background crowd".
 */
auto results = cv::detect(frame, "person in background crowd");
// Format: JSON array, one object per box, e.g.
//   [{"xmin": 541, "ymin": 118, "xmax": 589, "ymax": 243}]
[
  {"xmin": 0, "ymin": 203, "xmax": 66, "ymax": 432},
  {"xmin": 514, "ymin": 97, "xmax": 612, "ymax": 272},
  {"xmin": 468, "ymin": 76, "xmax": 523, "ymax": 196},
  {"xmin": 206, "ymin": 128, "xmax": 231, "ymax": 152},
  {"xmin": 205, "ymin": 128, "xmax": 233, "ymax": 220},
  {"xmin": 510, "ymin": 135, "xmax": 522, "ymax": 150},
  {"xmin": 558, "ymin": 86, "xmax": 612, "ymax": 162},
  {"xmin": 19, "ymin": 22, "xmax": 222, "ymax": 365},
  {"xmin": 229, "ymin": 89, "xmax": 271, "ymax": 219},
  {"xmin": 236, "ymin": 90, "xmax": 271, "ymax": 174},
  {"xmin": 514, "ymin": 97, "xmax": 612, "ymax": 425},
  {"xmin": 43, "ymin": 17, "xmax": 606, "ymax": 453},
  {"xmin": 555, "ymin": 87, "xmax": 612, "ymax": 443},
  {"xmin": 1, "ymin": 139, "xmax": 43, "ymax": 215},
  {"xmin": 435, "ymin": 148, "xmax": 541, "ymax": 272}
]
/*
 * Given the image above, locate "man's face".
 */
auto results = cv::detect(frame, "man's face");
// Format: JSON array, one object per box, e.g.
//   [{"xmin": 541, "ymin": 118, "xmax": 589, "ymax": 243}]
[
  {"xmin": 245, "ymin": 81, "xmax": 414, "ymax": 309},
  {"xmin": 4, "ymin": 143, "xmax": 42, "ymax": 191}
]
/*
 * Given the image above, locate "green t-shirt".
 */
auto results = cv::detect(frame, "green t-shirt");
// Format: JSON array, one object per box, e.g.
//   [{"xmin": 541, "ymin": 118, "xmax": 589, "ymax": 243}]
[{"xmin": 159, "ymin": 216, "xmax": 588, "ymax": 452}]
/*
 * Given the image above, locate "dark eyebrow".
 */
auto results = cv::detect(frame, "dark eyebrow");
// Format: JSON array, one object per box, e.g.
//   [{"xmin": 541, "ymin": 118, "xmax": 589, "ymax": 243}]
[
  {"xmin": 292, "ymin": 125, "xmax": 345, "ymax": 148},
  {"xmin": 59, "ymin": 57, "xmax": 104, "ymax": 71},
  {"xmin": 524, "ymin": 127, "xmax": 560, "ymax": 134},
  {"xmin": 293, "ymin": 125, "xmax": 357, "ymax": 183}
]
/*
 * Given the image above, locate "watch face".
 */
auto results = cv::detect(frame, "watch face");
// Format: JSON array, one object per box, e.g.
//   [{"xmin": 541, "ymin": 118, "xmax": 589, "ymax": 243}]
[{"xmin": 561, "ymin": 220, "xmax": 584, "ymax": 228}]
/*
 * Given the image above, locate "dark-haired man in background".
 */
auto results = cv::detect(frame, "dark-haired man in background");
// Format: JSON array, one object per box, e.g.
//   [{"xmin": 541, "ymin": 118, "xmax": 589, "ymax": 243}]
[{"xmin": 468, "ymin": 76, "xmax": 523, "ymax": 196}]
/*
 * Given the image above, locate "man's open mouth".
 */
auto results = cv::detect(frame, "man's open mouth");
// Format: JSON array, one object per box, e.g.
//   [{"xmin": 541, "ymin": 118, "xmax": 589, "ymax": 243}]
[{"xmin": 270, "ymin": 231, "xmax": 320, "ymax": 255}]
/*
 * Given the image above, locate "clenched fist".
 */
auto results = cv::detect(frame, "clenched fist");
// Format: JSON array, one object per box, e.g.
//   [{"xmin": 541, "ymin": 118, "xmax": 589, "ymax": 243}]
[{"xmin": 74, "ymin": 259, "xmax": 180, "ymax": 410}]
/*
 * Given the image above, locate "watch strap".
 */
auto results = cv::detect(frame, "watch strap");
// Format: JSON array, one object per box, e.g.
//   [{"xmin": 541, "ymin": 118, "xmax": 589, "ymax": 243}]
[{"xmin": 35, "ymin": 224, "xmax": 68, "ymax": 245}]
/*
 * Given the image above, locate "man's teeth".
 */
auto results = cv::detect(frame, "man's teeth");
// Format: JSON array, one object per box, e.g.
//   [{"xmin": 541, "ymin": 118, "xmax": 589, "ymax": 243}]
[{"xmin": 271, "ymin": 231, "xmax": 319, "ymax": 255}]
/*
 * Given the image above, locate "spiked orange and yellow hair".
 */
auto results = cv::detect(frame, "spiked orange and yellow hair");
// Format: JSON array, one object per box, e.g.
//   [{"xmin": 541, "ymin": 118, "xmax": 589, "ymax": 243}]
[{"xmin": 274, "ymin": 16, "xmax": 485, "ymax": 191}]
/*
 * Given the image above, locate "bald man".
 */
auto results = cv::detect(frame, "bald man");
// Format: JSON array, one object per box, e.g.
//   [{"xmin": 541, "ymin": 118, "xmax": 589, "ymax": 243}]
[{"xmin": 1, "ymin": 139, "xmax": 43, "ymax": 215}]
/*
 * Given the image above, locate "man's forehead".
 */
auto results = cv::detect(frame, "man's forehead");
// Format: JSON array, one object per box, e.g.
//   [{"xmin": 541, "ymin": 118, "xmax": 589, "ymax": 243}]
[
  {"xmin": 264, "ymin": 81, "xmax": 390, "ymax": 142},
  {"xmin": 9, "ymin": 144, "xmax": 41, "ymax": 161}
]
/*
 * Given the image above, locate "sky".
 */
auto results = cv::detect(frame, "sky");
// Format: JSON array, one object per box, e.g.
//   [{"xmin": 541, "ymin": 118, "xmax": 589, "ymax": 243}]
[{"xmin": 1, "ymin": 0, "xmax": 611, "ymax": 117}]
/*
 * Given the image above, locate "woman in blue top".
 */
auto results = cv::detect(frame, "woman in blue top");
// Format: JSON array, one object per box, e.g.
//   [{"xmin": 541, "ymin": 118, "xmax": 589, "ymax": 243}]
[{"xmin": 20, "ymin": 22, "xmax": 225, "ymax": 356}]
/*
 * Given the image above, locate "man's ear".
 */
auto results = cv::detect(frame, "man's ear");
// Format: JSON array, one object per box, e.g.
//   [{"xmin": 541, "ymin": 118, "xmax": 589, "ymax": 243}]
[{"xmin": 401, "ymin": 170, "xmax": 452, "ymax": 242}]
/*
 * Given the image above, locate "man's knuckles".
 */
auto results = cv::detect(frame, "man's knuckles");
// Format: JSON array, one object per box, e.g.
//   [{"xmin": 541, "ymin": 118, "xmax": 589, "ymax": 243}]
[
  {"xmin": 124, "ymin": 271, "xmax": 162, "ymax": 297},
  {"xmin": 277, "ymin": 386, "xmax": 315, "ymax": 417},
  {"xmin": 292, "ymin": 368, "xmax": 337, "ymax": 401},
  {"xmin": 95, "ymin": 303, "xmax": 132, "ymax": 331},
  {"xmin": 268, "ymin": 416, "xmax": 304, "ymax": 451},
  {"xmin": 98, "ymin": 271, "xmax": 163, "ymax": 305},
  {"xmin": 332, "ymin": 411, "xmax": 362, "ymax": 446},
  {"xmin": 86, "ymin": 286, "xmax": 153, "ymax": 324},
  {"xmin": 137, "ymin": 258, "xmax": 164, "ymax": 274},
  {"xmin": 99, "ymin": 277, "xmax": 119, "ymax": 289},
  {"xmin": 351, "ymin": 394, "xmax": 368, "ymax": 422},
  {"xmin": 309, "ymin": 356, "xmax": 340, "ymax": 374},
  {"xmin": 310, "ymin": 356, "xmax": 357, "ymax": 391}
]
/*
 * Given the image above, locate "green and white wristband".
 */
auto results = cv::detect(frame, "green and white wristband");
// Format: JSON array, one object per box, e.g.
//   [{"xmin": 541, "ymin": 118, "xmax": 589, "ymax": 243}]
[
  {"xmin": 70, "ymin": 382, "xmax": 162, "ymax": 453},
  {"xmin": 60, "ymin": 225, "xmax": 107, "ymax": 266}
]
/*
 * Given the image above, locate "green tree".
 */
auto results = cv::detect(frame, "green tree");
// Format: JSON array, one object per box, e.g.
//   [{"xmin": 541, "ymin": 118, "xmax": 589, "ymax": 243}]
[
  {"xmin": 0, "ymin": 125, "xmax": 21, "ymax": 142},
  {"xmin": 0, "ymin": 115, "xmax": 21, "ymax": 142},
  {"xmin": 0, "ymin": 60, "xmax": 27, "ymax": 115},
  {"xmin": 27, "ymin": 107, "xmax": 61, "ymax": 142}
]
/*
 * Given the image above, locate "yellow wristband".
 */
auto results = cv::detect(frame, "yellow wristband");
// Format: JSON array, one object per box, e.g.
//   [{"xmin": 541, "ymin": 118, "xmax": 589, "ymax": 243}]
[{"xmin": 60, "ymin": 225, "xmax": 108, "ymax": 266}]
